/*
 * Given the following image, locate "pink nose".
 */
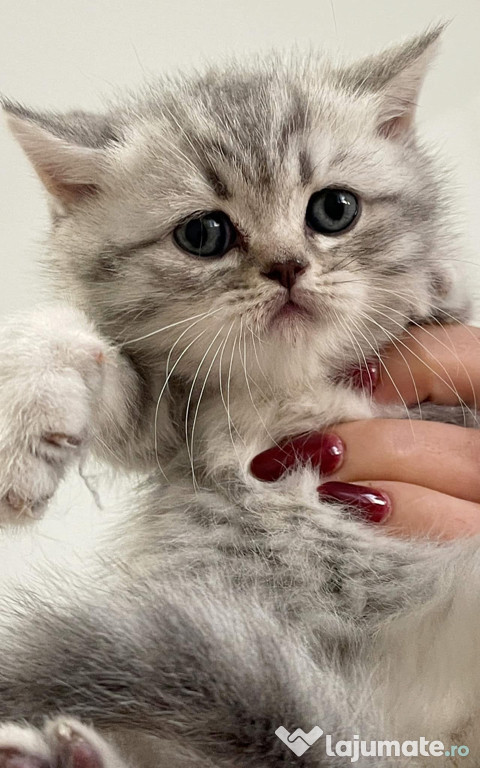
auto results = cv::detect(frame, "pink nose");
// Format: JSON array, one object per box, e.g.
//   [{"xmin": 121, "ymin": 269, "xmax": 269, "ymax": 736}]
[{"xmin": 262, "ymin": 260, "xmax": 308, "ymax": 291}]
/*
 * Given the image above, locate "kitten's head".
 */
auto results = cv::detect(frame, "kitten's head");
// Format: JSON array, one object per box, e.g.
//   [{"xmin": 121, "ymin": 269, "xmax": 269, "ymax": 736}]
[{"xmin": 3, "ymin": 26, "xmax": 469, "ymax": 393}]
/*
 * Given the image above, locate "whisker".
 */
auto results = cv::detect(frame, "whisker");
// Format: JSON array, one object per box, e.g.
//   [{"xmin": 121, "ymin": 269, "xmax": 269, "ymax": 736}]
[
  {"xmin": 358, "ymin": 309, "xmax": 423, "ymax": 419},
  {"xmin": 330, "ymin": 252, "xmax": 364, "ymax": 273},
  {"xmin": 248, "ymin": 327, "xmax": 275, "ymax": 398},
  {"xmin": 429, "ymin": 303, "xmax": 480, "ymax": 340},
  {"xmin": 218, "ymin": 322, "xmax": 243, "ymax": 443},
  {"xmin": 121, "ymin": 307, "xmax": 222, "ymax": 346},
  {"xmin": 239, "ymin": 324, "xmax": 280, "ymax": 448},
  {"xmin": 153, "ymin": 326, "xmax": 210, "ymax": 479},
  {"xmin": 164, "ymin": 310, "xmax": 219, "ymax": 393},
  {"xmin": 366, "ymin": 305, "xmax": 476, "ymax": 426},
  {"xmin": 244, "ymin": 321, "xmax": 263, "ymax": 343},
  {"xmin": 333, "ymin": 309, "xmax": 374, "ymax": 400},
  {"xmin": 227, "ymin": 330, "xmax": 245, "ymax": 459},
  {"xmin": 329, "ymin": 307, "xmax": 353, "ymax": 380},
  {"xmin": 189, "ymin": 327, "xmax": 226, "ymax": 487},
  {"xmin": 349, "ymin": 314, "xmax": 416, "ymax": 432},
  {"xmin": 185, "ymin": 327, "xmax": 226, "ymax": 489},
  {"xmin": 371, "ymin": 301, "xmax": 478, "ymax": 421}
]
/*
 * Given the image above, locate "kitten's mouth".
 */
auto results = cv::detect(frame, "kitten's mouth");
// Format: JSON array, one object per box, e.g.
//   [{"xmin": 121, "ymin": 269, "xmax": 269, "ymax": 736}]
[
  {"xmin": 275, "ymin": 300, "xmax": 303, "ymax": 317},
  {"xmin": 270, "ymin": 298, "xmax": 315, "ymax": 325}
]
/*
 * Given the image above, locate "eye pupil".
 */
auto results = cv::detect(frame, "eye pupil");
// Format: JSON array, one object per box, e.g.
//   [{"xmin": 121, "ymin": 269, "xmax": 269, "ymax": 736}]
[
  {"xmin": 324, "ymin": 191, "xmax": 347, "ymax": 221},
  {"xmin": 306, "ymin": 188, "xmax": 359, "ymax": 234},
  {"xmin": 185, "ymin": 220, "xmax": 201, "ymax": 249},
  {"xmin": 185, "ymin": 219, "xmax": 209, "ymax": 251},
  {"xmin": 174, "ymin": 212, "xmax": 234, "ymax": 258}
]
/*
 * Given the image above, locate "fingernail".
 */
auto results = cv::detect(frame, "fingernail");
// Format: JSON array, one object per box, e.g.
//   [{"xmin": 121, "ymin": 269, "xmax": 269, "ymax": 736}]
[
  {"xmin": 250, "ymin": 432, "xmax": 344, "ymax": 482},
  {"xmin": 344, "ymin": 361, "xmax": 379, "ymax": 394},
  {"xmin": 317, "ymin": 481, "xmax": 391, "ymax": 523}
]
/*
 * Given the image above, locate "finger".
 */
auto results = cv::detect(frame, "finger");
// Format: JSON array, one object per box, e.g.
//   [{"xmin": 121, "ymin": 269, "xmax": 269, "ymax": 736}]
[
  {"xmin": 330, "ymin": 419, "xmax": 480, "ymax": 503},
  {"xmin": 374, "ymin": 324, "xmax": 480, "ymax": 407},
  {"xmin": 318, "ymin": 479, "xmax": 480, "ymax": 540}
]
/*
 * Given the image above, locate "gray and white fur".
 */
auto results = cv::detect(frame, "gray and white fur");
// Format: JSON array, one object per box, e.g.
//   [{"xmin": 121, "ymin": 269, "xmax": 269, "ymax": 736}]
[{"xmin": 0, "ymin": 25, "xmax": 478, "ymax": 768}]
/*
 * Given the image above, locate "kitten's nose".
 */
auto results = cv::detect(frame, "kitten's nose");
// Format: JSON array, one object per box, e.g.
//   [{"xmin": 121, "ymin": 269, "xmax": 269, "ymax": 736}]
[{"xmin": 262, "ymin": 260, "xmax": 308, "ymax": 291}]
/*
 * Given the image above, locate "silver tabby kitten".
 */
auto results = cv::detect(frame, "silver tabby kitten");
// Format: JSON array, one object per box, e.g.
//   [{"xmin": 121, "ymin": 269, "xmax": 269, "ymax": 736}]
[{"xmin": 0, "ymin": 25, "xmax": 477, "ymax": 768}]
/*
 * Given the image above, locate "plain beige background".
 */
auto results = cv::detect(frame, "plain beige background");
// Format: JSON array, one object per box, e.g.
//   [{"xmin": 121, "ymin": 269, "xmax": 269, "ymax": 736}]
[{"xmin": 0, "ymin": 0, "xmax": 479, "ymax": 565}]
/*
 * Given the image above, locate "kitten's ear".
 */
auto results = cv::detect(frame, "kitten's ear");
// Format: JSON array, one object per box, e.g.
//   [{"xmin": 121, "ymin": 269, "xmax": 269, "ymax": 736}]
[
  {"xmin": 2, "ymin": 101, "xmax": 119, "ymax": 206},
  {"xmin": 343, "ymin": 25, "xmax": 445, "ymax": 139}
]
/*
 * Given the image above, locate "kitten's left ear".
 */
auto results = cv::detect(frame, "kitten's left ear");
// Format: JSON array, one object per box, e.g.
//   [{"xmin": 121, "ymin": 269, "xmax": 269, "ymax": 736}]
[{"xmin": 343, "ymin": 24, "xmax": 445, "ymax": 139}]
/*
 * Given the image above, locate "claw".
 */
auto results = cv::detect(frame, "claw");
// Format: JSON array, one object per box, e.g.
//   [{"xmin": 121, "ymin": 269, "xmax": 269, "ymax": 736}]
[
  {"xmin": 93, "ymin": 351, "xmax": 105, "ymax": 365},
  {"xmin": 5, "ymin": 491, "xmax": 28, "ymax": 512},
  {"xmin": 50, "ymin": 723, "xmax": 104, "ymax": 768},
  {"xmin": 5, "ymin": 492, "xmax": 48, "ymax": 520},
  {"xmin": 43, "ymin": 434, "xmax": 82, "ymax": 449}
]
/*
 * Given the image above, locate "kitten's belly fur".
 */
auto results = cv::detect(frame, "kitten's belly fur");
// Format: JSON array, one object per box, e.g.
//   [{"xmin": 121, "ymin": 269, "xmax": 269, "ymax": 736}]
[{"xmin": 116, "ymin": 396, "xmax": 480, "ymax": 765}]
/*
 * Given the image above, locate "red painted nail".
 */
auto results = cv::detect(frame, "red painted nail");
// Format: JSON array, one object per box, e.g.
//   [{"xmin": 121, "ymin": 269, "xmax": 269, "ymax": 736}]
[
  {"xmin": 250, "ymin": 432, "xmax": 344, "ymax": 482},
  {"xmin": 317, "ymin": 481, "xmax": 391, "ymax": 523},
  {"xmin": 342, "ymin": 361, "xmax": 379, "ymax": 394}
]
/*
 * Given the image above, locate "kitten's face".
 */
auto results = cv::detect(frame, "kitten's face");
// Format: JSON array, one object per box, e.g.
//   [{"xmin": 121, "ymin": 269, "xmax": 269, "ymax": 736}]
[{"xmin": 5, "ymin": 28, "xmax": 468, "ymax": 392}]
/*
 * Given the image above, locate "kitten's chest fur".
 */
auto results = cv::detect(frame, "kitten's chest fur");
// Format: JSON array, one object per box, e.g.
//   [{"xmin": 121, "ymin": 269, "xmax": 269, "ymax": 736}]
[
  {"xmin": 170, "ymin": 371, "xmax": 374, "ymax": 485},
  {"xmin": 123, "ymin": 369, "xmax": 410, "ymax": 644}
]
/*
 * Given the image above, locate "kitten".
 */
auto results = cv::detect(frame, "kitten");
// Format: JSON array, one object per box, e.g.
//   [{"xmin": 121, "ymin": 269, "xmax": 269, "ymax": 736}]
[{"xmin": 0, "ymin": 25, "xmax": 477, "ymax": 768}]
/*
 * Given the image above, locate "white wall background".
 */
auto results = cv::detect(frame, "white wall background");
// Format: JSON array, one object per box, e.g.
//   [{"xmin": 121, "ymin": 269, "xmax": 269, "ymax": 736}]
[{"xmin": 0, "ymin": 0, "xmax": 479, "ymax": 568}]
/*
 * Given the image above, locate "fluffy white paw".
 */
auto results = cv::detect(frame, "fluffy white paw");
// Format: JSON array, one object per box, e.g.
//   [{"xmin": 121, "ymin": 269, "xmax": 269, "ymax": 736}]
[
  {"xmin": 0, "ymin": 717, "xmax": 128, "ymax": 768},
  {"xmin": 0, "ymin": 305, "xmax": 109, "ymax": 525}
]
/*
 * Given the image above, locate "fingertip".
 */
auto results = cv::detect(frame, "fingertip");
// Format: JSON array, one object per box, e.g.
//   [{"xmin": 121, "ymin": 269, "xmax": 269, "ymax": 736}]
[{"xmin": 251, "ymin": 432, "xmax": 344, "ymax": 482}]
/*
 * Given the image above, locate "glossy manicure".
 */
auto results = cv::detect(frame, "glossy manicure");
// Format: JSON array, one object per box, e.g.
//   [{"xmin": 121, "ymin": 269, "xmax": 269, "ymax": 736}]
[
  {"xmin": 250, "ymin": 432, "xmax": 344, "ymax": 482},
  {"xmin": 317, "ymin": 481, "xmax": 391, "ymax": 523}
]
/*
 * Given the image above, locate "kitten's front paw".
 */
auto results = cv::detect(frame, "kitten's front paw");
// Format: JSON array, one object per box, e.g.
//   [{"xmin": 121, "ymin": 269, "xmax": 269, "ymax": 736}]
[
  {"xmin": 0, "ymin": 306, "xmax": 109, "ymax": 525},
  {"xmin": 0, "ymin": 718, "xmax": 127, "ymax": 768}
]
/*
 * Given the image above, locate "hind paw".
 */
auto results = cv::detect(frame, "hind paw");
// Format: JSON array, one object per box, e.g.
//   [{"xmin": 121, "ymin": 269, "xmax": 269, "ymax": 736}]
[{"xmin": 0, "ymin": 718, "xmax": 127, "ymax": 768}]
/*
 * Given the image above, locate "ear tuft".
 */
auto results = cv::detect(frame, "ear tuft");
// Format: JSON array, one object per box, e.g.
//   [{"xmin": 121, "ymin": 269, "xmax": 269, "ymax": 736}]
[{"xmin": 1, "ymin": 98, "xmax": 120, "ymax": 148}]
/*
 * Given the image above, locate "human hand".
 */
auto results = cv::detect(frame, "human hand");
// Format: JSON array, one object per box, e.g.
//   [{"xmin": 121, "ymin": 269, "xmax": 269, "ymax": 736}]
[{"xmin": 251, "ymin": 325, "xmax": 480, "ymax": 540}]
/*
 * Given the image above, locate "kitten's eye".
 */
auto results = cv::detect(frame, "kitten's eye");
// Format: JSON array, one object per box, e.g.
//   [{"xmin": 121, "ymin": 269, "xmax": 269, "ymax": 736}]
[
  {"xmin": 173, "ymin": 212, "xmax": 235, "ymax": 258},
  {"xmin": 306, "ymin": 188, "xmax": 359, "ymax": 234}
]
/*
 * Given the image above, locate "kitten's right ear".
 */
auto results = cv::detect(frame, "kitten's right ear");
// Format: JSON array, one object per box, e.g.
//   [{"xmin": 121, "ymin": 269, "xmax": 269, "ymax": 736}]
[{"xmin": 2, "ymin": 100, "xmax": 119, "ymax": 207}]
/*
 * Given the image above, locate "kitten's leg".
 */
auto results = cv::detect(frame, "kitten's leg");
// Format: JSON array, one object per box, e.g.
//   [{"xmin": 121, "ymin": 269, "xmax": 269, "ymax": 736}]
[
  {"xmin": 0, "ymin": 718, "xmax": 129, "ymax": 768},
  {"xmin": 0, "ymin": 304, "xmax": 141, "ymax": 524},
  {"xmin": 0, "ymin": 577, "xmax": 362, "ymax": 768}
]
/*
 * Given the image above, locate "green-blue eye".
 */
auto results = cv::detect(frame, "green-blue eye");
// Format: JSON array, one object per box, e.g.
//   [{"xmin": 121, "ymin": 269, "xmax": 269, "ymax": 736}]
[
  {"xmin": 174, "ymin": 212, "xmax": 235, "ymax": 258},
  {"xmin": 306, "ymin": 189, "xmax": 359, "ymax": 234}
]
